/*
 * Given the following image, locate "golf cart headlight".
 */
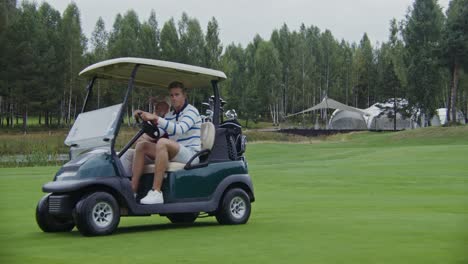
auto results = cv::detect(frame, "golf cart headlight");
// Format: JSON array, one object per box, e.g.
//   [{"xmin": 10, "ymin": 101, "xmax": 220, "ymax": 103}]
[{"xmin": 56, "ymin": 171, "xmax": 77, "ymax": 180}]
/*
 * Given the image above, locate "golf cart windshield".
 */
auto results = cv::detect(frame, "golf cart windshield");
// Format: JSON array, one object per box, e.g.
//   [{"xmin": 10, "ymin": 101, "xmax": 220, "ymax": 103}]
[{"xmin": 65, "ymin": 103, "xmax": 122, "ymax": 149}]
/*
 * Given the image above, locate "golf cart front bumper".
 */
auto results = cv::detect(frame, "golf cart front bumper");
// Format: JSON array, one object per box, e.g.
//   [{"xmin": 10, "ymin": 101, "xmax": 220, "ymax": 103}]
[
  {"xmin": 48, "ymin": 194, "xmax": 74, "ymax": 216},
  {"xmin": 42, "ymin": 177, "xmax": 128, "ymax": 216}
]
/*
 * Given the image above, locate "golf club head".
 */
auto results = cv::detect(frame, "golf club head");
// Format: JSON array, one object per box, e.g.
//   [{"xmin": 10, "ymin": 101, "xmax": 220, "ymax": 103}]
[{"xmin": 225, "ymin": 109, "xmax": 237, "ymax": 120}]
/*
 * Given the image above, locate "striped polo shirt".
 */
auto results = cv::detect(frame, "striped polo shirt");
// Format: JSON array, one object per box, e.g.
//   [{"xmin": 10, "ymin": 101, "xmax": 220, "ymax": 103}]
[{"xmin": 157, "ymin": 102, "xmax": 201, "ymax": 152}]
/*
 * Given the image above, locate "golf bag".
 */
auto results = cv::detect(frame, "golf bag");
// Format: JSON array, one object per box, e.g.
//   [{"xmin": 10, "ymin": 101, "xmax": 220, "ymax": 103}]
[{"xmin": 220, "ymin": 119, "xmax": 246, "ymax": 160}]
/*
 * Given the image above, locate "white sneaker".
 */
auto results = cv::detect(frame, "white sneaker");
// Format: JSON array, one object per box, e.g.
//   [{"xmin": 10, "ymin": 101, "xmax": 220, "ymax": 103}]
[{"xmin": 140, "ymin": 190, "xmax": 164, "ymax": 204}]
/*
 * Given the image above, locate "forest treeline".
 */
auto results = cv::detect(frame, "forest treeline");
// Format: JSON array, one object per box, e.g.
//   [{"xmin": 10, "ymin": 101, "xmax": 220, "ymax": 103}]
[{"xmin": 0, "ymin": 0, "xmax": 467, "ymax": 130}]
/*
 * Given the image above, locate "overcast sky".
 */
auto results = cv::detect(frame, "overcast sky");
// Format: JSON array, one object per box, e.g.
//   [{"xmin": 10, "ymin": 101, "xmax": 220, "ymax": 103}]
[{"xmin": 40, "ymin": 0, "xmax": 451, "ymax": 48}]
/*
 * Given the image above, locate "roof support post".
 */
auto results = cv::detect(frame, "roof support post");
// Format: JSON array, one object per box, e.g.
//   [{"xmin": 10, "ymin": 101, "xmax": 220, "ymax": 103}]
[
  {"xmin": 81, "ymin": 76, "xmax": 97, "ymax": 113},
  {"xmin": 211, "ymin": 80, "xmax": 220, "ymax": 127},
  {"xmin": 111, "ymin": 64, "xmax": 140, "ymax": 153}
]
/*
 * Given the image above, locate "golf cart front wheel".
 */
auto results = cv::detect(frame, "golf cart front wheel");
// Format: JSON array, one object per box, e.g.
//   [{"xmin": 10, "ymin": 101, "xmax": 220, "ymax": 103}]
[
  {"xmin": 216, "ymin": 188, "xmax": 251, "ymax": 225},
  {"xmin": 36, "ymin": 194, "xmax": 75, "ymax": 232},
  {"xmin": 166, "ymin": 213, "xmax": 199, "ymax": 224},
  {"xmin": 73, "ymin": 192, "xmax": 120, "ymax": 236}
]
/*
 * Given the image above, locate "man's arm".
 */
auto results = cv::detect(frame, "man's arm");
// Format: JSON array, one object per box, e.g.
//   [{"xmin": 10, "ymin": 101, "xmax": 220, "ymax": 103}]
[
  {"xmin": 157, "ymin": 109, "xmax": 201, "ymax": 136},
  {"xmin": 136, "ymin": 111, "xmax": 165, "ymax": 138}
]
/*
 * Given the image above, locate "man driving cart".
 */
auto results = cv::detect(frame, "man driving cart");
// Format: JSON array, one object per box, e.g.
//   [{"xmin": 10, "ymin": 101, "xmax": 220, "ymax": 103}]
[{"xmin": 132, "ymin": 81, "xmax": 202, "ymax": 204}]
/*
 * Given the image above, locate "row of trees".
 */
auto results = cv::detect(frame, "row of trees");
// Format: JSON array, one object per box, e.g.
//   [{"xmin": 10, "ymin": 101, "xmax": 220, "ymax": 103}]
[
  {"xmin": 0, "ymin": 0, "xmax": 86, "ymax": 130},
  {"xmin": 0, "ymin": 0, "xmax": 467, "ymax": 130},
  {"xmin": 223, "ymin": 0, "xmax": 468, "ymax": 125}
]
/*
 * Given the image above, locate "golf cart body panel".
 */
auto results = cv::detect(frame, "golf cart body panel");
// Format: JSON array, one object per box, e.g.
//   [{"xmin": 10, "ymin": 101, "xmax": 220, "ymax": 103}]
[
  {"xmin": 43, "ymin": 171, "xmax": 254, "ymax": 217},
  {"xmin": 53, "ymin": 150, "xmax": 121, "ymax": 182},
  {"xmin": 127, "ymin": 173, "xmax": 254, "ymax": 216},
  {"xmin": 43, "ymin": 177, "xmax": 122, "ymax": 193},
  {"xmin": 168, "ymin": 161, "xmax": 247, "ymax": 199},
  {"xmin": 138, "ymin": 160, "xmax": 249, "ymax": 202}
]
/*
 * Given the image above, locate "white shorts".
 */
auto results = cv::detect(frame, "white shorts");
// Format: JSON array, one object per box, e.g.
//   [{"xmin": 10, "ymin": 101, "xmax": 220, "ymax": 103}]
[
  {"xmin": 120, "ymin": 149, "xmax": 153, "ymax": 177},
  {"xmin": 172, "ymin": 145, "xmax": 199, "ymax": 164}
]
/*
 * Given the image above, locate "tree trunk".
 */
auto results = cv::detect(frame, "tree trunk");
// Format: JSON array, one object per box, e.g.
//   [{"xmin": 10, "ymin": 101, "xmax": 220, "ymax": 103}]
[
  {"xmin": 394, "ymin": 96, "xmax": 397, "ymax": 131},
  {"xmin": 275, "ymin": 102, "xmax": 279, "ymax": 126},
  {"xmin": 67, "ymin": 49, "xmax": 73, "ymax": 126},
  {"xmin": 446, "ymin": 81, "xmax": 452, "ymax": 123},
  {"xmin": 58, "ymin": 98, "xmax": 62, "ymax": 126},
  {"xmin": 346, "ymin": 69, "xmax": 349, "ymax": 105},
  {"xmin": 450, "ymin": 62, "xmax": 459, "ymax": 123},
  {"xmin": 0, "ymin": 96, "xmax": 3, "ymax": 127},
  {"xmin": 22, "ymin": 109, "xmax": 27, "ymax": 134},
  {"xmin": 73, "ymin": 96, "xmax": 77, "ymax": 122},
  {"xmin": 269, "ymin": 104, "xmax": 274, "ymax": 126},
  {"xmin": 15, "ymin": 103, "xmax": 18, "ymax": 125},
  {"xmin": 45, "ymin": 110, "xmax": 49, "ymax": 127},
  {"xmin": 68, "ymin": 82, "xmax": 72, "ymax": 126},
  {"xmin": 127, "ymin": 105, "xmax": 131, "ymax": 127},
  {"xmin": 464, "ymin": 90, "xmax": 468, "ymax": 123},
  {"xmin": 97, "ymin": 81, "xmax": 100, "ymax": 108},
  {"xmin": 7, "ymin": 102, "xmax": 11, "ymax": 127}
]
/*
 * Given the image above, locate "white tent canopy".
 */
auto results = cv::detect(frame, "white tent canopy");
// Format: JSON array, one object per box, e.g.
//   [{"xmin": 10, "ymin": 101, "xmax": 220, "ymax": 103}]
[
  {"xmin": 431, "ymin": 108, "xmax": 466, "ymax": 126},
  {"xmin": 287, "ymin": 97, "xmax": 366, "ymax": 117},
  {"xmin": 365, "ymin": 99, "xmax": 414, "ymax": 130},
  {"xmin": 329, "ymin": 109, "xmax": 368, "ymax": 130}
]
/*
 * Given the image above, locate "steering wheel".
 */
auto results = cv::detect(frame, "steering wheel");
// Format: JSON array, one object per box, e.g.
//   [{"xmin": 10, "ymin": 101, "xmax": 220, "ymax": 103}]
[{"xmin": 135, "ymin": 113, "xmax": 161, "ymax": 139}]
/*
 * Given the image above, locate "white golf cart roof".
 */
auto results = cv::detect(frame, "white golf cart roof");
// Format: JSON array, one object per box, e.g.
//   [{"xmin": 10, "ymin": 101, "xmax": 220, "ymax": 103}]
[{"xmin": 79, "ymin": 57, "xmax": 227, "ymax": 89}]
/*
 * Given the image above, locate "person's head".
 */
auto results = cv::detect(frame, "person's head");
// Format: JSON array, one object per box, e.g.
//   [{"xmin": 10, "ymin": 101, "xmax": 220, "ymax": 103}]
[
  {"xmin": 168, "ymin": 81, "xmax": 187, "ymax": 111},
  {"xmin": 150, "ymin": 96, "xmax": 170, "ymax": 116},
  {"xmin": 155, "ymin": 101, "xmax": 170, "ymax": 116}
]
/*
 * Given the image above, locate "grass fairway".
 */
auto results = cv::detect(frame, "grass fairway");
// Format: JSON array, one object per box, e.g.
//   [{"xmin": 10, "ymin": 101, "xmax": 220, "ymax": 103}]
[{"xmin": 0, "ymin": 127, "xmax": 467, "ymax": 263}]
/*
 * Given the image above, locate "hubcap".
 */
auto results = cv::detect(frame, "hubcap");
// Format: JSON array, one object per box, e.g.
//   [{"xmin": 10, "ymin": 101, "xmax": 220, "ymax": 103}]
[
  {"xmin": 229, "ymin": 196, "xmax": 246, "ymax": 219},
  {"xmin": 92, "ymin": 202, "xmax": 113, "ymax": 228}
]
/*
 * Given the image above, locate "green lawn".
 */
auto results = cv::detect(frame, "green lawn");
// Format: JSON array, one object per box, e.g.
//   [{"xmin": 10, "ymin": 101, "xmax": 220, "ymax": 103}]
[{"xmin": 0, "ymin": 127, "xmax": 467, "ymax": 263}]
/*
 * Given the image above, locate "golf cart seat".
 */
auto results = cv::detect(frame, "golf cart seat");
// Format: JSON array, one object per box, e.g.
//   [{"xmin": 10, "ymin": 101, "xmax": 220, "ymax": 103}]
[{"xmin": 143, "ymin": 122, "xmax": 215, "ymax": 173}]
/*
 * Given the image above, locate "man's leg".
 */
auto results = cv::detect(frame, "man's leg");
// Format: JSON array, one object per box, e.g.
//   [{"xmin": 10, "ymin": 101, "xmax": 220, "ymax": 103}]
[
  {"xmin": 152, "ymin": 138, "xmax": 180, "ymax": 191},
  {"xmin": 131, "ymin": 141, "xmax": 156, "ymax": 193},
  {"xmin": 120, "ymin": 149, "xmax": 134, "ymax": 177},
  {"xmin": 140, "ymin": 139, "xmax": 180, "ymax": 204}
]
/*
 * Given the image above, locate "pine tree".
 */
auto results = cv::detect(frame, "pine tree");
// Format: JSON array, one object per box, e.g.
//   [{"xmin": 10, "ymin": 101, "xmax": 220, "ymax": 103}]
[
  {"xmin": 160, "ymin": 18, "xmax": 180, "ymax": 62},
  {"xmin": 403, "ymin": 0, "xmax": 445, "ymax": 123},
  {"xmin": 108, "ymin": 10, "xmax": 141, "ymax": 58},
  {"xmin": 90, "ymin": 17, "xmax": 108, "ymax": 62},
  {"xmin": 204, "ymin": 17, "xmax": 223, "ymax": 69},
  {"xmin": 61, "ymin": 2, "xmax": 87, "ymax": 125},
  {"xmin": 354, "ymin": 33, "xmax": 375, "ymax": 108},
  {"xmin": 443, "ymin": 0, "xmax": 468, "ymax": 123},
  {"xmin": 139, "ymin": 10, "xmax": 160, "ymax": 59}
]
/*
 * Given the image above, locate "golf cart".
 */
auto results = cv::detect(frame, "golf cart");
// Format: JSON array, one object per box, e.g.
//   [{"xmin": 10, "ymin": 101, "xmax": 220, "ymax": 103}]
[{"xmin": 36, "ymin": 58, "xmax": 254, "ymax": 236}]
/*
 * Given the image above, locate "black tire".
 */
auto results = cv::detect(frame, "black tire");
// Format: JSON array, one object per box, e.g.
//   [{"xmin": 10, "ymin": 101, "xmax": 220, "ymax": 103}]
[
  {"xmin": 216, "ymin": 188, "xmax": 251, "ymax": 225},
  {"xmin": 36, "ymin": 194, "xmax": 75, "ymax": 232},
  {"xmin": 166, "ymin": 213, "xmax": 199, "ymax": 224},
  {"xmin": 73, "ymin": 192, "xmax": 120, "ymax": 236}
]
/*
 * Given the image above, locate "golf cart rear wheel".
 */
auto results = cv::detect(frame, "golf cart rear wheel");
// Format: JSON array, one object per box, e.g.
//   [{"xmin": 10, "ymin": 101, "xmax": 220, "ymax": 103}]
[
  {"xmin": 216, "ymin": 188, "xmax": 251, "ymax": 225},
  {"xmin": 166, "ymin": 213, "xmax": 199, "ymax": 224},
  {"xmin": 73, "ymin": 192, "xmax": 120, "ymax": 236},
  {"xmin": 36, "ymin": 194, "xmax": 75, "ymax": 232}
]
